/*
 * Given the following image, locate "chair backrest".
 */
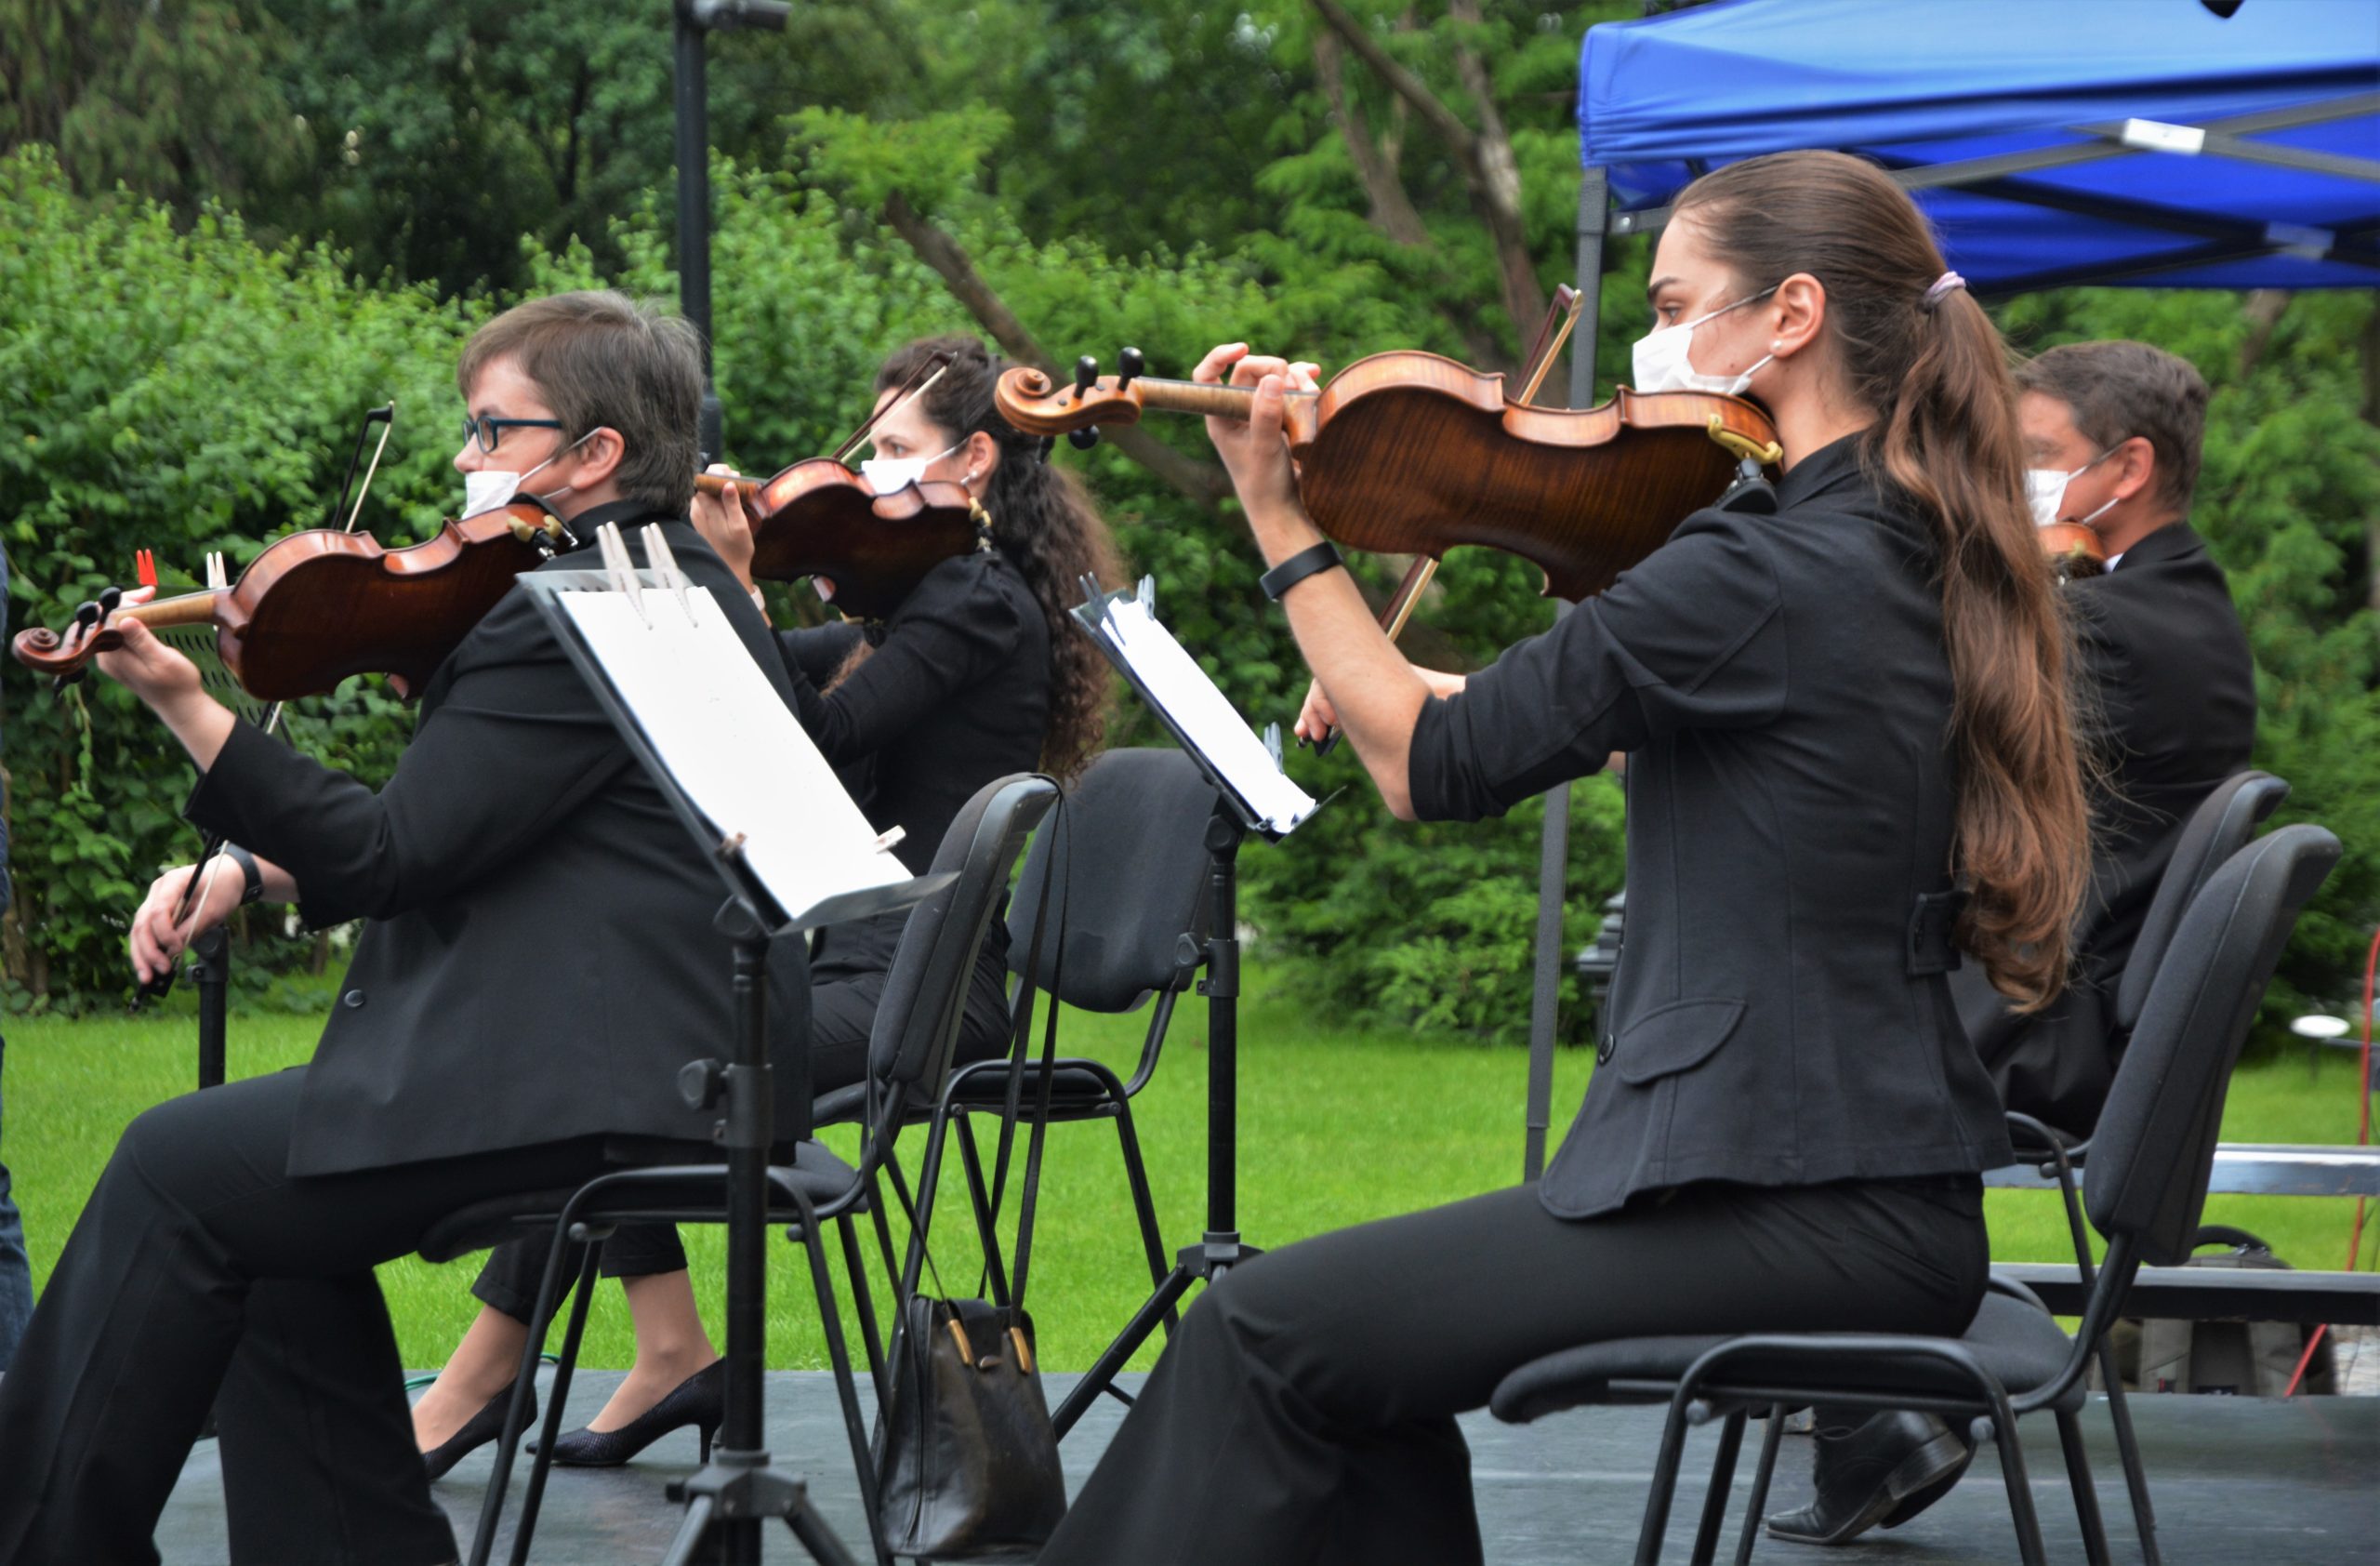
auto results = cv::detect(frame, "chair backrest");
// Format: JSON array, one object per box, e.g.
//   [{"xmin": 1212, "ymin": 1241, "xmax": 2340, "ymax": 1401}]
[
  {"xmin": 2113, "ymin": 771, "xmax": 2290, "ymax": 1033},
  {"xmin": 1007, "ymin": 748, "xmax": 1221, "ymax": 1015},
  {"xmin": 2087, "ymin": 824, "xmax": 2338, "ymax": 1266},
  {"xmin": 865, "ymin": 774, "xmax": 1060, "ymax": 1117}
]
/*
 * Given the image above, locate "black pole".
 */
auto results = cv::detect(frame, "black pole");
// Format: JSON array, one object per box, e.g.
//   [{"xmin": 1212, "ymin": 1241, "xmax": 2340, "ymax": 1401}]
[
  {"xmin": 192, "ymin": 924, "xmax": 229, "ymax": 1091},
  {"xmin": 1201, "ymin": 808, "xmax": 1244, "ymax": 1242},
  {"xmin": 673, "ymin": 4, "xmax": 722, "ymax": 464},
  {"xmin": 1521, "ymin": 164, "xmax": 1611, "ymax": 1183},
  {"xmin": 718, "ymin": 921, "xmax": 774, "ymax": 1565},
  {"xmin": 671, "ymin": 0, "xmax": 789, "ymax": 466}
]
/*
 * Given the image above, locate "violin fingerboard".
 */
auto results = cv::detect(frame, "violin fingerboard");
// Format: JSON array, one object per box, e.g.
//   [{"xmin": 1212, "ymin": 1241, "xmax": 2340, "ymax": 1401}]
[{"xmin": 152, "ymin": 624, "xmax": 271, "ymax": 725}]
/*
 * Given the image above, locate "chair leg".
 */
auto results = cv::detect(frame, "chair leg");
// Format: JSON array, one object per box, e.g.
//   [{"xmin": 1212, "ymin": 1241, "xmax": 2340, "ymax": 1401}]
[
  {"xmin": 2056, "ymin": 1408, "xmax": 2112, "ymax": 1566},
  {"xmin": 466, "ymin": 1221, "xmax": 583, "ymax": 1566},
  {"xmin": 1634, "ymin": 1390, "xmax": 1702, "ymax": 1566},
  {"xmin": 1110, "ymin": 1101, "xmax": 1179, "ymax": 1337},
  {"xmin": 508, "ymin": 1245, "xmax": 604, "ymax": 1566},
  {"xmin": 836, "ymin": 1214, "xmax": 891, "ymax": 1412},
  {"xmin": 2096, "ymin": 1340, "xmax": 2162, "ymax": 1566},
  {"xmin": 1733, "ymin": 1406, "xmax": 1786, "ymax": 1566},
  {"xmin": 865, "ymin": 1164, "xmax": 905, "ymax": 1297},
  {"xmin": 1979, "ymin": 1403, "xmax": 2048, "ymax": 1566},
  {"xmin": 1690, "ymin": 1408, "xmax": 1749, "ymax": 1566},
  {"xmin": 795, "ymin": 1194, "xmax": 895, "ymax": 1566},
  {"xmin": 954, "ymin": 1112, "xmax": 1012, "ymax": 1307}
]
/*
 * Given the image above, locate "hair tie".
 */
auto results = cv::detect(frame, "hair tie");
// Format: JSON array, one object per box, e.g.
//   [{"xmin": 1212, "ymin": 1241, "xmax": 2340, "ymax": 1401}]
[{"xmin": 1921, "ymin": 271, "xmax": 1967, "ymax": 312}]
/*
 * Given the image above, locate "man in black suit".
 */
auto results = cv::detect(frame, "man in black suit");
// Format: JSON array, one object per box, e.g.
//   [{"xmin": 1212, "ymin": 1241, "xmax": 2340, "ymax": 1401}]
[
  {"xmin": 0, "ymin": 291, "xmax": 809, "ymax": 1564},
  {"xmin": 1772, "ymin": 338, "xmax": 2256, "ymax": 1546}
]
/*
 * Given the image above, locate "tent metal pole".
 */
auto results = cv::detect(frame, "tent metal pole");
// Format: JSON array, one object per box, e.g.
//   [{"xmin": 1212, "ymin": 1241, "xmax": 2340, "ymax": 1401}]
[{"xmin": 1522, "ymin": 163, "xmax": 1611, "ymax": 1182}]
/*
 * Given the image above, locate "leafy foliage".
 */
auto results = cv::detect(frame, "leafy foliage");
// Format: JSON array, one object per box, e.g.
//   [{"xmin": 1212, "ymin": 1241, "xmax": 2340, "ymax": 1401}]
[{"xmin": 0, "ymin": 1, "xmax": 2372, "ymax": 1048}]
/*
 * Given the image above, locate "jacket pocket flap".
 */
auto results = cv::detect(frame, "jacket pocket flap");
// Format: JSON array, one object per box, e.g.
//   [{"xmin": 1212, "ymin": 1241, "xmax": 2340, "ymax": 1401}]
[{"xmin": 1615, "ymin": 999, "xmax": 1745, "ymax": 1084}]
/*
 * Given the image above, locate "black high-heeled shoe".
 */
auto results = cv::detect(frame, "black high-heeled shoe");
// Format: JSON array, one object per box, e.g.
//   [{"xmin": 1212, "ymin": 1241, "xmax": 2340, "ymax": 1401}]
[
  {"xmin": 421, "ymin": 1379, "xmax": 537, "ymax": 1482},
  {"xmin": 536, "ymin": 1360, "xmax": 723, "ymax": 1467}
]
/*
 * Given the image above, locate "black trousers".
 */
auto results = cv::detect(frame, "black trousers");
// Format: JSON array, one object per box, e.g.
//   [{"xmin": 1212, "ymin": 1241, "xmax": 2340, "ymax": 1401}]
[
  {"xmin": 1039, "ymin": 1175, "xmax": 1988, "ymax": 1566},
  {"xmin": 0, "ymin": 1068, "xmax": 625, "ymax": 1566}
]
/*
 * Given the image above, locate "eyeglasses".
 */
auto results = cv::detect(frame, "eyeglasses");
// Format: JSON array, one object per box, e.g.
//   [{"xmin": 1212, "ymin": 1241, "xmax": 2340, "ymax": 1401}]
[{"xmin": 461, "ymin": 413, "xmax": 564, "ymax": 454}]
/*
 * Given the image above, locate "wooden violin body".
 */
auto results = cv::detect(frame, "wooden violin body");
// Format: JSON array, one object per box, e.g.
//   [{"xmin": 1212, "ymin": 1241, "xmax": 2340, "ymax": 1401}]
[
  {"xmin": 697, "ymin": 460, "xmax": 984, "ymax": 620},
  {"xmin": 2040, "ymin": 522, "xmax": 2108, "ymax": 581},
  {"xmin": 12, "ymin": 501, "xmax": 567, "ymax": 701},
  {"xmin": 997, "ymin": 349, "xmax": 1779, "ymax": 602}
]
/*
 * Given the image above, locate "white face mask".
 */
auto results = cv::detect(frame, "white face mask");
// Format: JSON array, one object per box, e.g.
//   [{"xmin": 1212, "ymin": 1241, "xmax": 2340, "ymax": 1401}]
[
  {"xmin": 1631, "ymin": 285, "xmax": 1779, "ymax": 397},
  {"xmin": 461, "ymin": 430, "xmax": 597, "ymax": 518},
  {"xmin": 859, "ymin": 441, "xmax": 962, "ymax": 496},
  {"xmin": 2025, "ymin": 445, "xmax": 2123, "ymax": 529}
]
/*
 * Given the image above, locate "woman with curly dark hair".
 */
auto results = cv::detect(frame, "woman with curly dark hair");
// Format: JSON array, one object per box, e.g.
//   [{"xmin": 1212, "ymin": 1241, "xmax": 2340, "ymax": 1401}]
[{"xmin": 408, "ymin": 334, "xmax": 1122, "ymax": 1475}]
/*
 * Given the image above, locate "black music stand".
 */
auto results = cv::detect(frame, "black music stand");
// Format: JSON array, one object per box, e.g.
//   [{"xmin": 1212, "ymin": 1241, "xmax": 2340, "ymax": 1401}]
[
  {"xmin": 1046, "ymin": 577, "xmax": 1322, "ymax": 1435},
  {"xmin": 522, "ymin": 560, "xmax": 945, "ymax": 1566}
]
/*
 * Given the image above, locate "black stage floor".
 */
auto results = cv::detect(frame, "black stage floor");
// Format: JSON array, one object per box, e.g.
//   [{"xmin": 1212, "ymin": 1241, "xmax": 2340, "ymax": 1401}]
[{"xmin": 152, "ymin": 1371, "xmax": 2375, "ymax": 1563}]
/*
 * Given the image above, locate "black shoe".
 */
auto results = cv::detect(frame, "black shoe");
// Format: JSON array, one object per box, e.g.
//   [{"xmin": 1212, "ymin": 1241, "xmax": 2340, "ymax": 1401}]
[
  {"xmin": 1765, "ymin": 1411, "xmax": 1975, "ymax": 1546},
  {"xmin": 536, "ymin": 1360, "xmax": 724, "ymax": 1467},
  {"xmin": 421, "ymin": 1379, "xmax": 537, "ymax": 1483}
]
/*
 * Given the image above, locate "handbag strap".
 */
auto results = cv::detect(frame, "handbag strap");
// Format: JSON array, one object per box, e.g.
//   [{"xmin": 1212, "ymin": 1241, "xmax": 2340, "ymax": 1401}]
[{"xmin": 894, "ymin": 790, "xmax": 1060, "ymax": 1311}]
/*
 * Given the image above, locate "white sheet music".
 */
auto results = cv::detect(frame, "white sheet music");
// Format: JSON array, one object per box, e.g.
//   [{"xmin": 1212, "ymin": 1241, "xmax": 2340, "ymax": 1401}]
[
  {"xmin": 1096, "ymin": 594, "xmax": 1318, "ymax": 834},
  {"xmin": 556, "ymin": 586, "xmax": 907, "ymax": 921}
]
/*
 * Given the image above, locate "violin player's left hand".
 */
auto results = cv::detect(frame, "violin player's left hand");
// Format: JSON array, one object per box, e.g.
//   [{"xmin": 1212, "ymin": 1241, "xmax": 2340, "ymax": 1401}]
[
  {"xmin": 690, "ymin": 465, "xmax": 760, "ymax": 592},
  {"xmin": 68, "ymin": 586, "xmax": 237, "ymax": 769},
  {"xmin": 1194, "ymin": 344, "xmax": 1321, "ymax": 547}
]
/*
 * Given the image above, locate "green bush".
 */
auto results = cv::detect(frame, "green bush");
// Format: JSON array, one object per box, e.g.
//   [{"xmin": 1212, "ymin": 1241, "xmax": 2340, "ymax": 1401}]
[{"xmin": 0, "ymin": 146, "xmax": 482, "ymax": 1007}]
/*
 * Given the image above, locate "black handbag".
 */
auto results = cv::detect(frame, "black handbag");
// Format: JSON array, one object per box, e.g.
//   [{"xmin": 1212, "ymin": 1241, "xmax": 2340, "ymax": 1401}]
[{"xmin": 875, "ymin": 816, "xmax": 1070, "ymax": 1559}]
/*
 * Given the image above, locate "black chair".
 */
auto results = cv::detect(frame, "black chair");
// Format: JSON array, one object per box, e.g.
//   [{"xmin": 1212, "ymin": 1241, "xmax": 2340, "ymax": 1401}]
[
  {"xmin": 1994, "ymin": 766, "xmax": 2289, "ymax": 1559},
  {"xmin": 417, "ymin": 772, "xmax": 1061, "ymax": 1566},
  {"xmin": 917, "ymin": 749, "xmax": 1221, "ymax": 1419},
  {"xmin": 1489, "ymin": 823, "xmax": 2341, "ymax": 1566}
]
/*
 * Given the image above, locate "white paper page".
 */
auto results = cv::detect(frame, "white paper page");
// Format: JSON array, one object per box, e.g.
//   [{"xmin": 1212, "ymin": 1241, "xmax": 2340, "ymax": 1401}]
[
  {"xmin": 558, "ymin": 587, "xmax": 907, "ymax": 918},
  {"xmin": 1099, "ymin": 596, "xmax": 1317, "ymax": 834}
]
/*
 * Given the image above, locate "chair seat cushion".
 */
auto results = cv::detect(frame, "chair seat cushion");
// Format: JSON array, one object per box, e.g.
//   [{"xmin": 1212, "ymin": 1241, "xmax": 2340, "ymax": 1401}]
[
  {"xmin": 945, "ymin": 1062, "xmax": 1121, "ymax": 1108},
  {"xmin": 1489, "ymin": 1294, "xmax": 2081, "ymax": 1425},
  {"xmin": 418, "ymin": 1140, "xmax": 861, "ymax": 1263}
]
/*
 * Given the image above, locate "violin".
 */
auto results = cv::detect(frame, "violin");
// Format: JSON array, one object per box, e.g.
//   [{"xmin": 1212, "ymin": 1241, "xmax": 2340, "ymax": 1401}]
[
  {"xmin": 996, "ymin": 347, "xmax": 1781, "ymax": 632},
  {"xmin": 694, "ymin": 460, "xmax": 985, "ymax": 621},
  {"xmin": 12, "ymin": 500, "xmax": 571, "ymax": 701},
  {"xmin": 2040, "ymin": 522, "xmax": 2108, "ymax": 581}
]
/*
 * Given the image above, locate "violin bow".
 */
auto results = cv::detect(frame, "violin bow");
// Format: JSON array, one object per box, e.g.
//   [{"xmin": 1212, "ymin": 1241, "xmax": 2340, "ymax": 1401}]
[
  {"xmin": 826, "ymin": 352, "xmax": 954, "ymax": 464},
  {"xmin": 135, "ymin": 404, "xmax": 396, "ymax": 1007},
  {"xmin": 1312, "ymin": 290, "xmax": 1584, "ymax": 757}
]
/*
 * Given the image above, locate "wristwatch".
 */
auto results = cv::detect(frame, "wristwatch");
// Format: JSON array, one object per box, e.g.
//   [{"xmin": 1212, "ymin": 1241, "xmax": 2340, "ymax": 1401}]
[{"xmin": 222, "ymin": 843, "xmax": 265, "ymax": 906}]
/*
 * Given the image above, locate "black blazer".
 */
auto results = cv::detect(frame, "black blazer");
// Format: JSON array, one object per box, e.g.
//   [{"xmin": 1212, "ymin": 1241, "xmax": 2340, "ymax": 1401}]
[
  {"xmin": 1959, "ymin": 520, "xmax": 2255, "ymax": 1135},
  {"xmin": 1410, "ymin": 436, "xmax": 2013, "ymax": 1220},
  {"xmin": 773, "ymin": 550, "xmax": 1050, "ymax": 1034},
  {"xmin": 186, "ymin": 502, "xmax": 813, "ymax": 1177}
]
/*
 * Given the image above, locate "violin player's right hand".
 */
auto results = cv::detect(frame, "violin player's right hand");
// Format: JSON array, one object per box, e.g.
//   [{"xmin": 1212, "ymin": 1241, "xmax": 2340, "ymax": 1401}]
[
  {"xmin": 128, "ymin": 862, "xmax": 241, "ymax": 986},
  {"xmin": 690, "ymin": 465, "xmax": 759, "ymax": 592}
]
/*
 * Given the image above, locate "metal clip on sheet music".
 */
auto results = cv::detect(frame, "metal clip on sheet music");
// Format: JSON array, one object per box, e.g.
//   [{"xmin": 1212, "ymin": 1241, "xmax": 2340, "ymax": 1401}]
[
  {"xmin": 595, "ymin": 524, "xmax": 646, "ymax": 623},
  {"xmin": 641, "ymin": 524, "xmax": 696, "ymax": 624}
]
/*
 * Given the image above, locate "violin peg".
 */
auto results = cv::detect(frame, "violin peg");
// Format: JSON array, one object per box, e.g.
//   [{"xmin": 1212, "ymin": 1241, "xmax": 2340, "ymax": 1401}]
[
  {"xmin": 1073, "ymin": 355, "xmax": 1099, "ymax": 399},
  {"xmin": 72, "ymin": 601, "xmax": 99, "ymax": 630},
  {"xmin": 98, "ymin": 585, "xmax": 122, "ymax": 615},
  {"xmin": 1068, "ymin": 426, "xmax": 1102, "ymax": 451},
  {"xmin": 1117, "ymin": 347, "xmax": 1144, "ymax": 392}
]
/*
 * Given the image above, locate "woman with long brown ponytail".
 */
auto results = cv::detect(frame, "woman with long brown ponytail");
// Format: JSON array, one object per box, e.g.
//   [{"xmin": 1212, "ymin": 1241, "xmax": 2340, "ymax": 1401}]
[
  {"xmin": 1038, "ymin": 150, "xmax": 2088, "ymax": 1563},
  {"xmin": 407, "ymin": 335, "xmax": 1121, "ymax": 1475}
]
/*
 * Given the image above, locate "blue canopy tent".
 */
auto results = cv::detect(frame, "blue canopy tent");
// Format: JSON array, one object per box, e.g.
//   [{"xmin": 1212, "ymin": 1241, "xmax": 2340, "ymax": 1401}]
[{"xmin": 1516, "ymin": 0, "xmax": 2380, "ymax": 1177}]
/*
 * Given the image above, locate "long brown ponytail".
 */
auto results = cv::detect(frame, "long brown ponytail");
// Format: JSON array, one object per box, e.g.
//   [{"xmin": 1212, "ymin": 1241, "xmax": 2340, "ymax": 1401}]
[
  {"xmin": 1673, "ymin": 152, "xmax": 2089, "ymax": 1008},
  {"xmin": 874, "ymin": 336, "xmax": 1122, "ymax": 780}
]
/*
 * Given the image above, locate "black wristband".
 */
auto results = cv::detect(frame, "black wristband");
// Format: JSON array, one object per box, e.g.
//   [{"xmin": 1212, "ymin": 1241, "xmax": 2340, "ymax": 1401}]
[
  {"xmin": 223, "ymin": 843, "xmax": 264, "ymax": 906},
  {"xmin": 1260, "ymin": 540, "xmax": 1344, "ymax": 602}
]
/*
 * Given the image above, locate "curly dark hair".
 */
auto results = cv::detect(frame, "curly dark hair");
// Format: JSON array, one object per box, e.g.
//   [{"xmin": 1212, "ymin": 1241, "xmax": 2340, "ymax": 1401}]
[{"xmin": 874, "ymin": 335, "xmax": 1122, "ymax": 779}]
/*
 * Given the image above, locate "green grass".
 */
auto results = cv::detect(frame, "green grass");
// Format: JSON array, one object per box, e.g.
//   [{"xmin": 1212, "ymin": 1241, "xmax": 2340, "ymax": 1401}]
[{"xmin": 7, "ymin": 984, "xmax": 2371, "ymax": 1375}]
